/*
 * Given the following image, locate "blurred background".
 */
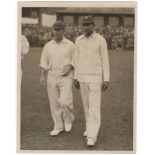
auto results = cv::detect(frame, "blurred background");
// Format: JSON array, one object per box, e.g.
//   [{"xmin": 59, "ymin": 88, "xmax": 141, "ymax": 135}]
[{"xmin": 22, "ymin": 7, "xmax": 134, "ymax": 50}]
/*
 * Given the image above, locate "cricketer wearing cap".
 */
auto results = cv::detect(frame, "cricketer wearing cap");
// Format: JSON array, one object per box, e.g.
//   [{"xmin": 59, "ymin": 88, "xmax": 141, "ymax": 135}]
[
  {"xmin": 40, "ymin": 21, "xmax": 75, "ymax": 136},
  {"xmin": 74, "ymin": 16, "xmax": 110, "ymax": 146}
]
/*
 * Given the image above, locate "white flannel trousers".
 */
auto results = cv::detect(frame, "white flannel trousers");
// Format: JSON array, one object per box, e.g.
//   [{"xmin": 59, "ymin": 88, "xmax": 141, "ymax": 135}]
[
  {"xmin": 47, "ymin": 72, "xmax": 74, "ymax": 130},
  {"xmin": 80, "ymin": 82, "xmax": 101, "ymax": 142}
]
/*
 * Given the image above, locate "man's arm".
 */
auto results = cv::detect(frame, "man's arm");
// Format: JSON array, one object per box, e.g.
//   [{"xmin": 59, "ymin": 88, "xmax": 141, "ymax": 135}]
[
  {"xmin": 61, "ymin": 43, "xmax": 75, "ymax": 76},
  {"xmin": 40, "ymin": 45, "xmax": 48, "ymax": 87},
  {"xmin": 40, "ymin": 67, "xmax": 46, "ymax": 87},
  {"xmin": 21, "ymin": 35, "xmax": 29, "ymax": 57},
  {"xmin": 100, "ymin": 37, "xmax": 110, "ymax": 91},
  {"xmin": 61, "ymin": 38, "xmax": 80, "ymax": 88},
  {"xmin": 73, "ymin": 38, "xmax": 80, "ymax": 89},
  {"xmin": 61, "ymin": 64, "xmax": 73, "ymax": 76}
]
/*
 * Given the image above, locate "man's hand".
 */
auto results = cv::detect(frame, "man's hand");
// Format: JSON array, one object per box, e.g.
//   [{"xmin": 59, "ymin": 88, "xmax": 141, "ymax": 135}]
[
  {"xmin": 40, "ymin": 75, "xmax": 46, "ymax": 87},
  {"xmin": 61, "ymin": 64, "xmax": 73, "ymax": 76},
  {"xmin": 73, "ymin": 79, "xmax": 80, "ymax": 89},
  {"xmin": 102, "ymin": 81, "xmax": 109, "ymax": 91}
]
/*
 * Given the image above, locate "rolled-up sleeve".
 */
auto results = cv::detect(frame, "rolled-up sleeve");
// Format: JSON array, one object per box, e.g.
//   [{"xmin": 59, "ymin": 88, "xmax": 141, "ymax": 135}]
[
  {"xmin": 40, "ymin": 45, "xmax": 49, "ymax": 70},
  {"xmin": 100, "ymin": 37, "xmax": 110, "ymax": 82}
]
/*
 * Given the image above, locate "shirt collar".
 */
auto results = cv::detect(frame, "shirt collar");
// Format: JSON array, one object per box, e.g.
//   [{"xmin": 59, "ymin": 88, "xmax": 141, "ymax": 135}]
[
  {"xmin": 52, "ymin": 37, "xmax": 67, "ymax": 44},
  {"xmin": 80, "ymin": 32, "xmax": 96, "ymax": 40}
]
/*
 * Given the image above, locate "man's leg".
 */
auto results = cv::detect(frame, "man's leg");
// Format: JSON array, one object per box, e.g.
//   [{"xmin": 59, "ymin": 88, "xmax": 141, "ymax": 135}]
[
  {"xmin": 47, "ymin": 75, "xmax": 63, "ymax": 132},
  {"xmin": 58, "ymin": 78, "xmax": 74, "ymax": 131},
  {"xmin": 87, "ymin": 83, "xmax": 101, "ymax": 143},
  {"xmin": 80, "ymin": 82, "xmax": 89, "ymax": 135}
]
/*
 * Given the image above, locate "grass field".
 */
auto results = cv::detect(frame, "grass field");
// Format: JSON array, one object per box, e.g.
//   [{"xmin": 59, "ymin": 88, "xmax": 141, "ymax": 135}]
[{"xmin": 20, "ymin": 47, "xmax": 134, "ymax": 151}]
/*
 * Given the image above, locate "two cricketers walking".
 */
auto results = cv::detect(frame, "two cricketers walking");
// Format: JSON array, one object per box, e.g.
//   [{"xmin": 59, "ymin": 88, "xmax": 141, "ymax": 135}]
[{"xmin": 40, "ymin": 16, "xmax": 110, "ymax": 146}]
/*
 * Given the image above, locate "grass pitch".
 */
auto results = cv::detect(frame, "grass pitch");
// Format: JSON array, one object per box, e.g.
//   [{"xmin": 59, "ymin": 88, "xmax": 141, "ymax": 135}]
[{"xmin": 20, "ymin": 48, "xmax": 134, "ymax": 151}]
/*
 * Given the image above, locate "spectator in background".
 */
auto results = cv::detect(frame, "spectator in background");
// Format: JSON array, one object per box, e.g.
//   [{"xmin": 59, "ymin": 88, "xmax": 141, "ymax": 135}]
[
  {"xmin": 22, "ymin": 23, "xmax": 134, "ymax": 50},
  {"xmin": 38, "ymin": 32, "xmax": 44, "ymax": 47},
  {"xmin": 116, "ymin": 35, "xmax": 124, "ymax": 52},
  {"xmin": 43, "ymin": 30, "xmax": 49, "ymax": 45}
]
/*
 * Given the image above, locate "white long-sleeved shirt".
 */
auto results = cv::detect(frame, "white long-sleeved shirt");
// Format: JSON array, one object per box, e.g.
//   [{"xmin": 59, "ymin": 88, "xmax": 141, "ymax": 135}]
[
  {"xmin": 21, "ymin": 35, "xmax": 29, "ymax": 59},
  {"xmin": 74, "ymin": 32, "xmax": 110, "ymax": 83},
  {"xmin": 40, "ymin": 37, "xmax": 75, "ymax": 77}
]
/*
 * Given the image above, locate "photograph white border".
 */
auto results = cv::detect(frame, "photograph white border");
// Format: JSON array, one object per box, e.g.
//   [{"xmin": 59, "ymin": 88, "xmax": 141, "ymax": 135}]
[{"xmin": 17, "ymin": 1, "xmax": 137, "ymax": 154}]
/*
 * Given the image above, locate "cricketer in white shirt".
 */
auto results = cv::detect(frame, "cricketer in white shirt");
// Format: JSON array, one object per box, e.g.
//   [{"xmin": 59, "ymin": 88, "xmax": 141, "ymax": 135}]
[
  {"xmin": 40, "ymin": 21, "xmax": 75, "ymax": 136},
  {"xmin": 74, "ymin": 16, "xmax": 110, "ymax": 146},
  {"xmin": 21, "ymin": 35, "xmax": 29, "ymax": 59},
  {"xmin": 21, "ymin": 35, "xmax": 29, "ymax": 77}
]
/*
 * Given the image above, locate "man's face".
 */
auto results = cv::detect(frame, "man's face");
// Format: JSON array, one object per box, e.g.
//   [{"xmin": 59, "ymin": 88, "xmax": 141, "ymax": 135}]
[
  {"xmin": 82, "ymin": 23, "xmax": 94, "ymax": 34},
  {"xmin": 52, "ymin": 28, "xmax": 64, "ymax": 40}
]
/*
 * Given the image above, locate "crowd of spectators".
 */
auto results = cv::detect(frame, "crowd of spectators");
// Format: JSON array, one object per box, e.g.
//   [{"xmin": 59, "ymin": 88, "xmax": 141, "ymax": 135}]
[{"xmin": 22, "ymin": 23, "xmax": 134, "ymax": 50}]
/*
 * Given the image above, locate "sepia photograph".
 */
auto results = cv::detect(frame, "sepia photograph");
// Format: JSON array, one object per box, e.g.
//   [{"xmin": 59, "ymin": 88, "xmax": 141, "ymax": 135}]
[{"xmin": 17, "ymin": 1, "xmax": 136, "ymax": 153}]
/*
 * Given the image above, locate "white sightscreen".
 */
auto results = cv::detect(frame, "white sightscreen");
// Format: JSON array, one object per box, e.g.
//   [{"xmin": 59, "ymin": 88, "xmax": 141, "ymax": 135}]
[
  {"xmin": 22, "ymin": 17, "xmax": 38, "ymax": 24},
  {"xmin": 42, "ymin": 14, "xmax": 56, "ymax": 27}
]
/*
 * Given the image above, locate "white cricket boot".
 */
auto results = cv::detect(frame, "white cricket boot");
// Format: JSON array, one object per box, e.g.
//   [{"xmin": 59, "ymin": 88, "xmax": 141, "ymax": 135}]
[
  {"xmin": 49, "ymin": 129, "xmax": 63, "ymax": 136},
  {"xmin": 87, "ymin": 138, "xmax": 95, "ymax": 146},
  {"xmin": 64, "ymin": 122, "xmax": 72, "ymax": 132}
]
